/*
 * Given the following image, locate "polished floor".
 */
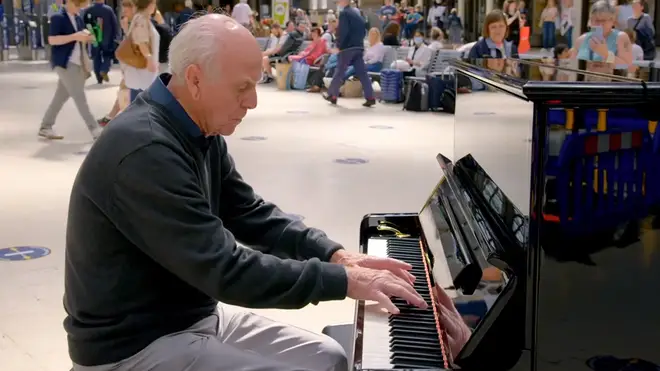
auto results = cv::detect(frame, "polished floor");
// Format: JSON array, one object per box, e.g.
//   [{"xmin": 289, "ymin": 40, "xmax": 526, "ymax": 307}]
[{"xmin": 0, "ymin": 61, "xmax": 451, "ymax": 371}]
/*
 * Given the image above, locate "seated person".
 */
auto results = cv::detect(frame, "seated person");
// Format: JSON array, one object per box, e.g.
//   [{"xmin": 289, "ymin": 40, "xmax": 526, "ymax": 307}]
[
  {"xmin": 260, "ymin": 21, "xmax": 304, "ymax": 83},
  {"xmin": 288, "ymin": 27, "xmax": 328, "ymax": 65},
  {"xmin": 346, "ymin": 27, "xmax": 385, "ymax": 79},
  {"xmin": 382, "ymin": 22, "xmax": 401, "ymax": 46},
  {"xmin": 428, "ymin": 27, "xmax": 445, "ymax": 50},
  {"xmin": 391, "ymin": 30, "xmax": 433, "ymax": 77},
  {"xmin": 322, "ymin": 19, "xmax": 338, "ymax": 50},
  {"xmin": 467, "ymin": 10, "xmax": 519, "ymax": 58}
]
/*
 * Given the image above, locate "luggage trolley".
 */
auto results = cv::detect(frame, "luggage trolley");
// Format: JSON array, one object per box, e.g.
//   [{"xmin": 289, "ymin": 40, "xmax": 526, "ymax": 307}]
[{"xmin": 543, "ymin": 107, "xmax": 659, "ymax": 243}]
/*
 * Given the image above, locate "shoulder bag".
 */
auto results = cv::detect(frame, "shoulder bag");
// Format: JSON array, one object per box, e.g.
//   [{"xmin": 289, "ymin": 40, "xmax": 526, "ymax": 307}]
[{"xmin": 115, "ymin": 14, "xmax": 150, "ymax": 69}]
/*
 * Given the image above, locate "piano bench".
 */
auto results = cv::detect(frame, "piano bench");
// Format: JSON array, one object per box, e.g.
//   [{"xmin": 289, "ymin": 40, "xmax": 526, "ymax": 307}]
[{"xmin": 322, "ymin": 323, "xmax": 354, "ymax": 364}]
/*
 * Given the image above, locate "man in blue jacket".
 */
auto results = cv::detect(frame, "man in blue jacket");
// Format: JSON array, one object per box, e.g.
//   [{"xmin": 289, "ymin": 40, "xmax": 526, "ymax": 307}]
[
  {"xmin": 323, "ymin": 0, "xmax": 375, "ymax": 107},
  {"xmin": 82, "ymin": 0, "xmax": 118, "ymax": 84}
]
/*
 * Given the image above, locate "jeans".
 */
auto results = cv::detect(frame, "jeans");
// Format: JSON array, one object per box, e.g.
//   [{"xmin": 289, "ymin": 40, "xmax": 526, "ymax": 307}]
[
  {"xmin": 327, "ymin": 48, "xmax": 375, "ymax": 100},
  {"xmin": 92, "ymin": 46, "xmax": 113, "ymax": 83},
  {"xmin": 542, "ymin": 21, "xmax": 556, "ymax": 49},
  {"xmin": 345, "ymin": 62, "xmax": 382, "ymax": 79},
  {"xmin": 564, "ymin": 26, "xmax": 573, "ymax": 48},
  {"xmin": 130, "ymin": 89, "xmax": 143, "ymax": 103}
]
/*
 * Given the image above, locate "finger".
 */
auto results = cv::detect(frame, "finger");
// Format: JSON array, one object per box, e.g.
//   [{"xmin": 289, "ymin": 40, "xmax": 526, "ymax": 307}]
[
  {"xmin": 362, "ymin": 256, "xmax": 412, "ymax": 271},
  {"xmin": 384, "ymin": 280, "xmax": 427, "ymax": 309},
  {"xmin": 374, "ymin": 290, "xmax": 399, "ymax": 314},
  {"xmin": 391, "ymin": 268, "xmax": 416, "ymax": 285},
  {"xmin": 433, "ymin": 285, "xmax": 456, "ymax": 312}
]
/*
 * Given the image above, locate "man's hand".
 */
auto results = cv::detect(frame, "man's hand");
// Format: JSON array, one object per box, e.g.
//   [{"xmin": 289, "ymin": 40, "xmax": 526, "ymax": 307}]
[
  {"xmin": 346, "ymin": 265, "xmax": 427, "ymax": 314},
  {"xmin": 330, "ymin": 250, "xmax": 415, "ymax": 285},
  {"xmin": 433, "ymin": 286, "xmax": 472, "ymax": 360}
]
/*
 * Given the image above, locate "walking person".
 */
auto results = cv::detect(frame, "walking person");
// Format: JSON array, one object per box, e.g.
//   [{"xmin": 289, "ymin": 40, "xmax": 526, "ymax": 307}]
[
  {"xmin": 121, "ymin": 0, "xmax": 159, "ymax": 103},
  {"xmin": 82, "ymin": 0, "xmax": 119, "ymax": 84},
  {"xmin": 39, "ymin": 0, "xmax": 103, "ymax": 140},
  {"xmin": 447, "ymin": 8, "xmax": 463, "ymax": 46},
  {"xmin": 97, "ymin": 0, "xmax": 135, "ymax": 127},
  {"xmin": 323, "ymin": 0, "xmax": 376, "ymax": 107}
]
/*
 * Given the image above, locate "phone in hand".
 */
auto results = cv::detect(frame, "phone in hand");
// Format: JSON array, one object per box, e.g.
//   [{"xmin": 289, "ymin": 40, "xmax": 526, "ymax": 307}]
[{"xmin": 591, "ymin": 25, "xmax": 603, "ymax": 39}]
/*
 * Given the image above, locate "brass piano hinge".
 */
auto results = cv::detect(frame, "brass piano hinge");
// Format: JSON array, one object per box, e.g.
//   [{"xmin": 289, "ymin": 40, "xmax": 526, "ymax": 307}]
[{"xmin": 376, "ymin": 221, "xmax": 411, "ymax": 238}]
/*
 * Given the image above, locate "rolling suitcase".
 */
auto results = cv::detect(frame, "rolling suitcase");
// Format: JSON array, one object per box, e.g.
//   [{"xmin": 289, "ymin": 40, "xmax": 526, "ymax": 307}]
[{"xmin": 380, "ymin": 69, "xmax": 403, "ymax": 103}]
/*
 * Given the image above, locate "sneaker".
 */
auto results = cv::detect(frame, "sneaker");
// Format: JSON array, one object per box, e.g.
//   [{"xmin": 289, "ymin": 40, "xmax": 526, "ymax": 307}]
[
  {"xmin": 323, "ymin": 93, "xmax": 337, "ymax": 105},
  {"xmin": 38, "ymin": 128, "xmax": 63, "ymax": 140},
  {"xmin": 101, "ymin": 72, "xmax": 110, "ymax": 83},
  {"xmin": 97, "ymin": 116, "xmax": 111, "ymax": 127},
  {"xmin": 91, "ymin": 127, "xmax": 103, "ymax": 140},
  {"xmin": 363, "ymin": 99, "xmax": 376, "ymax": 107}
]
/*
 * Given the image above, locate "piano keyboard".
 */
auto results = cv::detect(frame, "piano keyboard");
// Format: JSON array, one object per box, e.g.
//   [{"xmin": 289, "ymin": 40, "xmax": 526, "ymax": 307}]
[{"xmin": 360, "ymin": 238, "xmax": 452, "ymax": 370}]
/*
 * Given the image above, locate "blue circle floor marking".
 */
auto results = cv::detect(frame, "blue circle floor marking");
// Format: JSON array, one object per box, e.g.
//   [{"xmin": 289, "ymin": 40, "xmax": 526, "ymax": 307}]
[
  {"xmin": 334, "ymin": 158, "xmax": 369, "ymax": 165},
  {"xmin": 369, "ymin": 125, "xmax": 394, "ymax": 129},
  {"xmin": 240, "ymin": 136, "xmax": 268, "ymax": 141},
  {"xmin": 0, "ymin": 246, "xmax": 51, "ymax": 261}
]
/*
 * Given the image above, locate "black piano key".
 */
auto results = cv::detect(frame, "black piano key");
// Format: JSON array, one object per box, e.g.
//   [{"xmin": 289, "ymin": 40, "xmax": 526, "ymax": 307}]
[
  {"xmin": 391, "ymin": 355, "xmax": 444, "ymax": 368},
  {"xmin": 390, "ymin": 349, "xmax": 444, "ymax": 363},
  {"xmin": 389, "ymin": 317, "xmax": 437, "ymax": 326},
  {"xmin": 390, "ymin": 338, "xmax": 444, "ymax": 352}
]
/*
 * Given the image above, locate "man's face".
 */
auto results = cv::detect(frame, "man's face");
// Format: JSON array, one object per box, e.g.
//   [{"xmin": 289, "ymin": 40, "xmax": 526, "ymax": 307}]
[
  {"xmin": 193, "ymin": 27, "xmax": 262, "ymax": 136},
  {"xmin": 286, "ymin": 22, "xmax": 295, "ymax": 32},
  {"xmin": 632, "ymin": 1, "xmax": 643, "ymax": 13}
]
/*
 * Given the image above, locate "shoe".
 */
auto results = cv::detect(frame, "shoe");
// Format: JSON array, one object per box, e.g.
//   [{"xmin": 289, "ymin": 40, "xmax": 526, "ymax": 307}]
[
  {"xmin": 38, "ymin": 128, "xmax": 63, "ymax": 140},
  {"xmin": 322, "ymin": 93, "xmax": 337, "ymax": 105},
  {"xmin": 97, "ymin": 116, "xmax": 111, "ymax": 127},
  {"xmin": 306, "ymin": 86, "xmax": 321, "ymax": 93},
  {"xmin": 363, "ymin": 99, "xmax": 376, "ymax": 107},
  {"xmin": 91, "ymin": 127, "xmax": 103, "ymax": 140},
  {"xmin": 101, "ymin": 72, "xmax": 109, "ymax": 82}
]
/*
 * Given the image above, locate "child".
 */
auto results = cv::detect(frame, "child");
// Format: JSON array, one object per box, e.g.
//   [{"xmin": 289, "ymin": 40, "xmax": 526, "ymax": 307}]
[{"xmin": 624, "ymin": 28, "xmax": 645, "ymax": 62}]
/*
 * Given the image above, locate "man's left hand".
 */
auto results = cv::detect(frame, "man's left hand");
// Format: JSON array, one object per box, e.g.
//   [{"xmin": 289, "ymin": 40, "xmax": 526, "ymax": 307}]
[{"xmin": 330, "ymin": 250, "xmax": 415, "ymax": 285}]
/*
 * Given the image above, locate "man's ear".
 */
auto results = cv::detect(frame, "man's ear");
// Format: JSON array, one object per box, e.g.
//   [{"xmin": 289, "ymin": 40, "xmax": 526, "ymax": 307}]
[{"xmin": 184, "ymin": 64, "xmax": 203, "ymax": 100}]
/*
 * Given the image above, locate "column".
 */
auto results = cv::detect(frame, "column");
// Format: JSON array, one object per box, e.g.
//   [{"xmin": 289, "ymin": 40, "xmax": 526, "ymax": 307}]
[
  {"xmin": 485, "ymin": 0, "xmax": 493, "ymax": 14},
  {"xmin": 457, "ymin": 0, "xmax": 464, "ymax": 23}
]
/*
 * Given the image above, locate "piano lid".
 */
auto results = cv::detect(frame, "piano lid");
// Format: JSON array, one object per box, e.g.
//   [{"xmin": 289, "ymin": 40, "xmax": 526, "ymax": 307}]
[{"xmin": 450, "ymin": 58, "xmax": 656, "ymax": 103}]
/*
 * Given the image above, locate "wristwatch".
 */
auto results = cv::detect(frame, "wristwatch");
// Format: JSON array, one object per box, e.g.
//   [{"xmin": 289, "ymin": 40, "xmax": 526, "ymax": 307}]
[{"xmin": 606, "ymin": 51, "xmax": 615, "ymax": 63}]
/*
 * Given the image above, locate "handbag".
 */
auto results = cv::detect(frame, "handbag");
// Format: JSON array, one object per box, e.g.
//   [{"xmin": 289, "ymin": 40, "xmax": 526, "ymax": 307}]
[
  {"xmin": 115, "ymin": 15, "xmax": 149, "ymax": 69},
  {"xmin": 291, "ymin": 60, "xmax": 310, "ymax": 90}
]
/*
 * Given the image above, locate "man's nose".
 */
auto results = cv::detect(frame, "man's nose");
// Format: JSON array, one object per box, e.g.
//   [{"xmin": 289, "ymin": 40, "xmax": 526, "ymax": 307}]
[{"xmin": 243, "ymin": 89, "xmax": 258, "ymax": 109}]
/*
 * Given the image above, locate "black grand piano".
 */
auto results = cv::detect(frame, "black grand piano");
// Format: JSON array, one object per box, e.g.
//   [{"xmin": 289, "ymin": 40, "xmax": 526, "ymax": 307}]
[{"xmin": 322, "ymin": 58, "xmax": 660, "ymax": 371}]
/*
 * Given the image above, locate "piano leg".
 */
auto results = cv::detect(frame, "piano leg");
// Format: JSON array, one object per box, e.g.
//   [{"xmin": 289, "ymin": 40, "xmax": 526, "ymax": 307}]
[{"xmin": 322, "ymin": 324, "xmax": 355, "ymax": 368}]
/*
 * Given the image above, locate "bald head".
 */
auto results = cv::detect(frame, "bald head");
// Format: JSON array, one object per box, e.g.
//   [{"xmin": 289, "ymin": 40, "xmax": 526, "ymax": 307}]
[{"xmin": 169, "ymin": 14, "xmax": 261, "ymax": 83}]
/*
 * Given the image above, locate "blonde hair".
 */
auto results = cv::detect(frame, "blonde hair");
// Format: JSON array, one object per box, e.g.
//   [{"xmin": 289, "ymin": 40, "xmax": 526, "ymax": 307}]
[{"xmin": 368, "ymin": 27, "xmax": 381, "ymax": 45}]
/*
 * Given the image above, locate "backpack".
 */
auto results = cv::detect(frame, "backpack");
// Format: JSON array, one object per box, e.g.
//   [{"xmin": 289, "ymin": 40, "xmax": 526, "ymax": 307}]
[{"xmin": 403, "ymin": 80, "xmax": 429, "ymax": 112}]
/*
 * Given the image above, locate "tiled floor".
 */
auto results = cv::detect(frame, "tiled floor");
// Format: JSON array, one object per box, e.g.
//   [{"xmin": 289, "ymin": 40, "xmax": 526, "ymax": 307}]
[{"xmin": 0, "ymin": 61, "xmax": 452, "ymax": 371}]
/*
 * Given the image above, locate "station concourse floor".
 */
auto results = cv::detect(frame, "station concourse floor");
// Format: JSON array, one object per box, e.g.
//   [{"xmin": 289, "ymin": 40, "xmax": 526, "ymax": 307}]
[{"xmin": 0, "ymin": 61, "xmax": 452, "ymax": 371}]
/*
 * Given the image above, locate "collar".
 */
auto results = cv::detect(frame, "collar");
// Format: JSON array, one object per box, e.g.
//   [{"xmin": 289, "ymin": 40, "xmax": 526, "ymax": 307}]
[
  {"xmin": 147, "ymin": 74, "xmax": 211, "ymax": 149},
  {"xmin": 485, "ymin": 38, "xmax": 505, "ymax": 50}
]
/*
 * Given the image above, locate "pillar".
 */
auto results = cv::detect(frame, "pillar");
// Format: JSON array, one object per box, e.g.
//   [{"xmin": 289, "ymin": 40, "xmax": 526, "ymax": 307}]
[
  {"xmin": 485, "ymin": 0, "xmax": 493, "ymax": 14},
  {"xmin": 457, "ymin": 0, "xmax": 464, "ymax": 24}
]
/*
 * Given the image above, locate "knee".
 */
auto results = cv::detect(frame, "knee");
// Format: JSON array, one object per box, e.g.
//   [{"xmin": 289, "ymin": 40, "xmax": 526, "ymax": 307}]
[{"xmin": 317, "ymin": 335, "xmax": 349, "ymax": 371}]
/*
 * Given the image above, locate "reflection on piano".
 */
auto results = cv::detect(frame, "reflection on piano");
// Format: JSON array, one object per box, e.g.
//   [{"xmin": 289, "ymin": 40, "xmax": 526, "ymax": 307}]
[{"xmin": 342, "ymin": 59, "xmax": 660, "ymax": 371}]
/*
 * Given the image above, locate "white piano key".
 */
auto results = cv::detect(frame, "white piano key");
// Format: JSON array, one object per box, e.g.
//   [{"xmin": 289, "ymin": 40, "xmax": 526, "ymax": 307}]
[{"xmin": 361, "ymin": 238, "xmax": 393, "ymax": 369}]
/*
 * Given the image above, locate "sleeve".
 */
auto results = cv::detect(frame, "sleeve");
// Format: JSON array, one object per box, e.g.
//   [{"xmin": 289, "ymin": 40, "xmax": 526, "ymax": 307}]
[
  {"xmin": 110, "ymin": 144, "xmax": 348, "ymax": 309},
  {"xmin": 467, "ymin": 42, "xmax": 479, "ymax": 59},
  {"xmin": 131, "ymin": 15, "xmax": 150, "ymax": 44},
  {"xmin": 49, "ymin": 14, "xmax": 64, "ymax": 36},
  {"xmin": 338, "ymin": 13, "xmax": 349, "ymax": 49}
]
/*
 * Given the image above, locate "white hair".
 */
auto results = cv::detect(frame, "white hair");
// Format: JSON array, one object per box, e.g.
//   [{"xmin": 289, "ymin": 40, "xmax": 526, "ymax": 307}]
[{"xmin": 168, "ymin": 16, "xmax": 224, "ymax": 84}]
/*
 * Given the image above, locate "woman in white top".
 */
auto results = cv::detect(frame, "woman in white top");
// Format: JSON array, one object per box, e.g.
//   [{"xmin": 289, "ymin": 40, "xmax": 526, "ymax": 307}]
[
  {"xmin": 345, "ymin": 28, "xmax": 385, "ymax": 79},
  {"xmin": 123, "ymin": 0, "xmax": 159, "ymax": 103},
  {"xmin": 560, "ymin": 0, "xmax": 574, "ymax": 48},
  {"xmin": 391, "ymin": 30, "xmax": 433, "ymax": 77}
]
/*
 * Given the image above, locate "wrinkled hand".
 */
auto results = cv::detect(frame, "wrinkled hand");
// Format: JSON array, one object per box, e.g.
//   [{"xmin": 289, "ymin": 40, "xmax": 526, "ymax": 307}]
[
  {"xmin": 346, "ymin": 265, "xmax": 427, "ymax": 314},
  {"xmin": 331, "ymin": 250, "xmax": 415, "ymax": 285},
  {"xmin": 433, "ymin": 286, "xmax": 472, "ymax": 360},
  {"xmin": 589, "ymin": 37, "xmax": 610, "ymax": 60}
]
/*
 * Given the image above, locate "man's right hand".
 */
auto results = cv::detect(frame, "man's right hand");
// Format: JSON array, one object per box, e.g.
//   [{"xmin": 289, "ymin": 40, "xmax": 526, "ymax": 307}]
[
  {"xmin": 73, "ymin": 30, "xmax": 95, "ymax": 42},
  {"xmin": 345, "ymin": 265, "xmax": 427, "ymax": 314}
]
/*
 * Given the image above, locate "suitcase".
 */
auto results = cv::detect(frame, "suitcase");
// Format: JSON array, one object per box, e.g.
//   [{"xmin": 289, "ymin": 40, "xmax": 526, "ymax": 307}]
[
  {"xmin": 380, "ymin": 69, "xmax": 403, "ymax": 103},
  {"xmin": 291, "ymin": 61, "xmax": 310, "ymax": 90}
]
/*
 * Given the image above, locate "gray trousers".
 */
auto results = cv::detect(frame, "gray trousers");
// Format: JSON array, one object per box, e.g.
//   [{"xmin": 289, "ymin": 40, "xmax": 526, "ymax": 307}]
[
  {"xmin": 73, "ymin": 305, "xmax": 349, "ymax": 371},
  {"xmin": 41, "ymin": 64, "xmax": 97, "ymax": 132}
]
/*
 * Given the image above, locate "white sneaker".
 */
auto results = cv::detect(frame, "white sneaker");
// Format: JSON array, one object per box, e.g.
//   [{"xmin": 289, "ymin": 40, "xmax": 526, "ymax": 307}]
[
  {"xmin": 38, "ymin": 128, "xmax": 64, "ymax": 140},
  {"xmin": 91, "ymin": 127, "xmax": 103, "ymax": 140}
]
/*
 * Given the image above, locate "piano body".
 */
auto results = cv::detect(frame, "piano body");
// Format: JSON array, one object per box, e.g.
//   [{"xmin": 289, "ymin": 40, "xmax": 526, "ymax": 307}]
[{"xmin": 327, "ymin": 59, "xmax": 660, "ymax": 371}]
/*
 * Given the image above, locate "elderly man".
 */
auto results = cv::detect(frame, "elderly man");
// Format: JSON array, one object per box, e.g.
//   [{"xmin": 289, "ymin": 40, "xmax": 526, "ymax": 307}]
[{"xmin": 64, "ymin": 14, "xmax": 469, "ymax": 371}]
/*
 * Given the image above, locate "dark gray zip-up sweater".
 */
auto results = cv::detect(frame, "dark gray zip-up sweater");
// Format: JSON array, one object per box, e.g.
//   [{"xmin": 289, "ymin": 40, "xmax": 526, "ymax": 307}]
[{"xmin": 63, "ymin": 75, "xmax": 348, "ymax": 366}]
